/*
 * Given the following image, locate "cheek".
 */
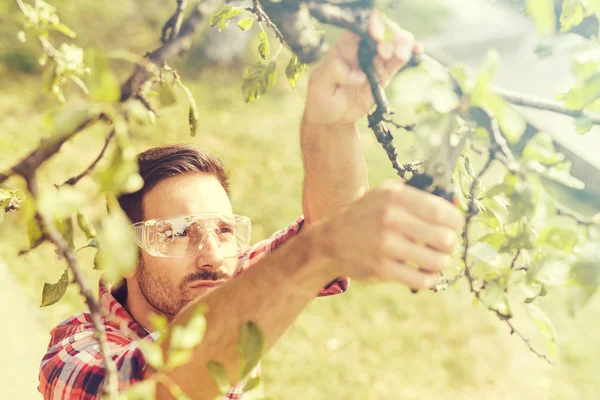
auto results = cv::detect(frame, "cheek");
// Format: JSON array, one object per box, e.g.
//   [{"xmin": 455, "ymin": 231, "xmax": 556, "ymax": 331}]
[{"xmin": 141, "ymin": 253, "xmax": 188, "ymax": 287}]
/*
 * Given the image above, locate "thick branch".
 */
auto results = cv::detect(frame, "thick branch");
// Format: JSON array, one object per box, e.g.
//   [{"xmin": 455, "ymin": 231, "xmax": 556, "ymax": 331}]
[
  {"xmin": 0, "ymin": 114, "xmax": 99, "ymax": 185},
  {"xmin": 120, "ymin": 0, "xmax": 224, "ymax": 101},
  {"xmin": 27, "ymin": 178, "xmax": 120, "ymax": 399}
]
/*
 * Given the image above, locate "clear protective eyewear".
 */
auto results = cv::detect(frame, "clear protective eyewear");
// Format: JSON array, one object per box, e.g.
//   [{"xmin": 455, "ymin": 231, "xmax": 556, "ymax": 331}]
[{"xmin": 133, "ymin": 212, "xmax": 251, "ymax": 259}]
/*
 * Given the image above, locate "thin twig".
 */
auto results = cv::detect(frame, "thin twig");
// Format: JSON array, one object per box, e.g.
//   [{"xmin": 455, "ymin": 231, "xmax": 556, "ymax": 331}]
[
  {"xmin": 557, "ymin": 208, "xmax": 594, "ymax": 226},
  {"xmin": 58, "ymin": 129, "xmax": 116, "ymax": 187},
  {"xmin": 492, "ymin": 85, "xmax": 600, "ymax": 125}
]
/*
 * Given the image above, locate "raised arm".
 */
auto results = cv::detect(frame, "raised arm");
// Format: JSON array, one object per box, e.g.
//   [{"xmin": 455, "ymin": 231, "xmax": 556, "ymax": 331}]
[
  {"xmin": 301, "ymin": 12, "xmax": 418, "ymax": 225},
  {"xmin": 150, "ymin": 181, "xmax": 464, "ymax": 400}
]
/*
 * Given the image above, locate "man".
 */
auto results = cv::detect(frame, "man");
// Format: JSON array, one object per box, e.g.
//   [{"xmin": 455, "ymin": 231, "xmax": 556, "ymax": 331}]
[{"xmin": 38, "ymin": 12, "xmax": 463, "ymax": 400}]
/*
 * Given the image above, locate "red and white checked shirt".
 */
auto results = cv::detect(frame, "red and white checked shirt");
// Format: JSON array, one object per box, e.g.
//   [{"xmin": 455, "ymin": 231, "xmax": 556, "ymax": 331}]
[{"xmin": 38, "ymin": 217, "xmax": 349, "ymax": 399}]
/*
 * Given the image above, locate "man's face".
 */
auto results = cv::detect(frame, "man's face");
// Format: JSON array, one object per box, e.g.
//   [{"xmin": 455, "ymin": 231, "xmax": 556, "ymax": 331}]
[{"xmin": 133, "ymin": 173, "xmax": 236, "ymax": 318}]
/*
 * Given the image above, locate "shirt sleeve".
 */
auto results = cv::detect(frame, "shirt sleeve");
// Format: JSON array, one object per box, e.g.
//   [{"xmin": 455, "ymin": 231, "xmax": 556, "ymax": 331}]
[
  {"xmin": 237, "ymin": 216, "xmax": 350, "ymax": 297},
  {"xmin": 38, "ymin": 324, "xmax": 148, "ymax": 400}
]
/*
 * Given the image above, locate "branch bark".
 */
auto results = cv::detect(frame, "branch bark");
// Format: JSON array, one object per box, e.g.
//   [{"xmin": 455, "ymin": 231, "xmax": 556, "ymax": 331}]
[
  {"xmin": 27, "ymin": 178, "xmax": 120, "ymax": 399},
  {"xmin": 120, "ymin": 0, "xmax": 225, "ymax": 102}
]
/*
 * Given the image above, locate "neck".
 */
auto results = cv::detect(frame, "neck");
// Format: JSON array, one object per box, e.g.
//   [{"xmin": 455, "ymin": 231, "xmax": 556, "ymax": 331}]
[{"xmin": 125, "ymin": 276, "xmax": 163, "ymax": 333}]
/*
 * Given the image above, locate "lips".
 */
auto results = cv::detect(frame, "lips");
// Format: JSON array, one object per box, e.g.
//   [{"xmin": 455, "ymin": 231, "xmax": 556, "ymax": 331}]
[{"xmin": 189, "ymin": 280, "xmax": 226, "ymax": 289}]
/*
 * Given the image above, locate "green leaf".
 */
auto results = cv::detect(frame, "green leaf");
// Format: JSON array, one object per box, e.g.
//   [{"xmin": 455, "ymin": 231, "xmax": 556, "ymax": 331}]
[
  {"xmin": 40, "ymin": 268, "xmax": 69, "ymax": 307},
  {"xmin": 478, "ymin": 232, "xmax": 505, "ymax": 249},
  {"xmin": 139, "ymin": 340, "xmax": 164, "ymax": 370},
  {"xmin": 563, "ymin": 73, "xmax": 600, "ymax": 110},
  {"xmin": 285, "ymin": 54, "xmax": 307, "ymax": 89},
  {"xmin": 95, "ymin": 197, "xmax": 138, "ymax": 283},
  {"xmin": 480, "ymin": 280, "xmax": 511, "ymax": 317},
  {"xmin": 258, "ymin": 31, "xmax": 270, "ymax": 60},
  {"xmin": 117, "ymin": 379, "xmax": 156, "ymax": 400},
  {"xmin": 176, "ymin": 79, "xmax": 199, "ymax": 136},
  {"xmin": 158, "ymin": 83, "xmax": 177, "ymax": 108},
  {"xmin": 242, "ymin": 61, "xmax": 277, "ymax": 103},
  {"xmin": 207, "ymin": 361, "xmax": 231, "ymax": 393},
  {"xmin": 522, "ymin": 132, "xmax": 565, "ymax": 165},
  {"xmin": 237, "ymin": 17, "xmax": 254, "ymax": 31},
  {"xmin": 210, "ymin": 6, "xmax": 245, "ymax": 31},
  {"xmin": 431, "ymin": 83, "xmax": 459, "ymax": 114},
  {"xmin": 165, "ymin": 349, "xmax": 192, "ymax": 369},
  {"xmin": 76, "ymin": 211, "xmax": 97, "ymax": 239},
  {"xmin": 570, "ymin": 243, "xmax": 600, "ymax": 287},
  {"xmin": 38, "ymin": 186, "xmax": 86, "ymax": 221},
  {"xmin": 169, "ymin": 304, "xmax": 207, "ymax": 351},
  {"xmin": 471, "ymin": 49, "xmax": 499, "ymax": 105},
  {"xmin": 95, "ymin": 119, "xmax": 143, "ymax": 195},
  {"xmin": 485, "ymin": 93, "xmax": 526, "ymax": 144},
  {"xmin": 243, "ymin": 376, "xmax": 261, "ymax": 392},
  {"xmin": 148, "ymin": 312, "xmax": 169, "ymax": 332},
  {"xmin": 27, "ymin": 216, "xmax": 45, "ymax": 249},
  {"xmin": 237, "ymin": 321, "xmax": 264, "ymax": 379},
  {"xmin": 575, "ymin": 116, "xmax": 593, "ymax": 134},
  {"xmin": 468, "ymin": 242, "xmax": 502, "ymax": 268},
  {"xmin": 527, "ymin": 0, "xmax": 556, "ymax": 36},
  {"xmin": 538, "ymin": 172, "xmax": 600, "ymax": 218},
  {"xmin": 528, "ymin": 304, "xmax": 557, "ymax": 356},
  {"xmin": 53, "ymin": 22, "xmax": 76, "ymax": 38},
  {"xmin": 536, "ymin": 226, "xmax": 579, "ymax": 253},
  {"xmin": 449, "ymin": 65, "xmax": 469, "ymax": 93},
  {"xmin": 56, "ymin": 216, "xmax": 75, "ymax": 251},
  {"xmin": 560, "ymin": 0, "xmax": 585, "ymax": 32}
]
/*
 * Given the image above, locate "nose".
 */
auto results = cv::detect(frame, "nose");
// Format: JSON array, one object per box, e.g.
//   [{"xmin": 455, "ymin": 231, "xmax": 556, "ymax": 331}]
[{"xmin": 195, "ymin": 230, "xmax": 225, "ymax": 270}]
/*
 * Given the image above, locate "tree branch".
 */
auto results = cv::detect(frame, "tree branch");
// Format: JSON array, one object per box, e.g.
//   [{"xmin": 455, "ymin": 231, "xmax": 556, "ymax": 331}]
[
  {"xmin": 120, "ymin": 0, "xmax": 224, "ymax": 102},
  {"xmin": 58, "ymin": 129, "xmax": 116, "ymax": 187},
  {"xmin": 492, "ymin": 85, "xmax": 600, "ymax": 125},
  {"xmin": 0, "ymin": 114, "xmax": 99, "ymax": 185},
  {"xmin": 162, "ymin": 0, "xmax": 188, "ymax": 44},
  {"xmin": 27, "ymin": 178, "xmax": 120, "ymax": 399}
]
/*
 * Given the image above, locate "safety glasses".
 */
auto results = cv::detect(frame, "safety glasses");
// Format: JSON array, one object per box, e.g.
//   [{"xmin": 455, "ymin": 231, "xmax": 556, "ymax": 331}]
[{"xmin": 133, "ymin": 212, "xmax": 251, "ymax": 259}]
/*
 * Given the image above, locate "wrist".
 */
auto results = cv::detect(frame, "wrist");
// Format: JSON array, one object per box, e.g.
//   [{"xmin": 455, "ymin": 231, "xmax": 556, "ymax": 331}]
[{"xmin": 296, "ymin": 217, "xmax": 345, "ymax": 280}]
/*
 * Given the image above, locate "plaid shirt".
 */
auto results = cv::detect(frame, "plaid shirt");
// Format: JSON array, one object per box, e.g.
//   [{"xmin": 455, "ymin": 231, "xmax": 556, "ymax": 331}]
[{"xmin": 39, "ymin": 217, "xmax": 349, "ymax": 399}]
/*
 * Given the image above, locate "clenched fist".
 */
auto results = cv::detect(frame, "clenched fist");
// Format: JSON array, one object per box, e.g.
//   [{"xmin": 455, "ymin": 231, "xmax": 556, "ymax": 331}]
[{"xmin": 315, "ymin": 181, "xmax": 464, "ymax": 290}]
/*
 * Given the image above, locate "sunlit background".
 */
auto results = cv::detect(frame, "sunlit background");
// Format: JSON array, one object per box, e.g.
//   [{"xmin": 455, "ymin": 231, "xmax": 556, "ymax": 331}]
[{"xmin": 1, "ymin": 0, "xmax": 599, "ymax": 399}]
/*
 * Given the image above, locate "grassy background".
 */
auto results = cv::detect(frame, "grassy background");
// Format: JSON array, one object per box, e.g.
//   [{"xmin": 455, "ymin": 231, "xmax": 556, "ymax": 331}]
[{"xmin": 0, "ymin": 1, "xmax": 599, "ymax": 399}]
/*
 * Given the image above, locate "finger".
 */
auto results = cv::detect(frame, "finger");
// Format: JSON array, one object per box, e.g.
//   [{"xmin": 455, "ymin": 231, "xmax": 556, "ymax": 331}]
[
  {"xmin": 395, "ymin": 184, "xmax": 465, "ymax": 231},
  {"xmin": 329, "ymin": 31, "xmax": 361, "ymax": 68},
  {"xmin": 369, "ymin": 11, "xmax": 386, "ymax": 42},
  {"xmin": 316, "ymin": 57, "xmax": 366, "ymax": 87},
  {"xmin": 393, "ymin": 208, "xmax": 459, "ymax": 254},
  {"xmin": 384, "ymin": 26, "xmax": 415, "ymax": 73},
  {"xmin": 380, "ymin": 260, "xmax": 439, "ymax": 290},
  {"xmin": 381, "ymin": 233, "xmax": 451, "ymax": 273}
]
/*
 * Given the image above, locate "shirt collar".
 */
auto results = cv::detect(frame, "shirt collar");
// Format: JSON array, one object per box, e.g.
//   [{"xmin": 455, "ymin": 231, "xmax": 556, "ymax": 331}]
[{"xmin": 99, "ymin": 279, "xmax": 150, "ymax": 339}]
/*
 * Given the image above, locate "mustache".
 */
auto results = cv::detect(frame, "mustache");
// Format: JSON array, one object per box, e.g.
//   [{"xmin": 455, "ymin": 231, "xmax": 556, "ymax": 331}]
[{"xmin": 184, "ymin": 268, "xmax": 231, "ymax": 283}]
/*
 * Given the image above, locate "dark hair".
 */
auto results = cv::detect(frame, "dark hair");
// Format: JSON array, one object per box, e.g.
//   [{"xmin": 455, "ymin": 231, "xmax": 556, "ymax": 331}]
[{"xmin": 118, "ymin": 144, "xmax": 230, "ymax": 224}]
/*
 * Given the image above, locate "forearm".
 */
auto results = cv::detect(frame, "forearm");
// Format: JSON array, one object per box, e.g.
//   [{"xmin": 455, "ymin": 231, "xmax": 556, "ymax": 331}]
[
  {"xmin": 301, "ymin": 118, "xmax": 369, "ymax": 226},
  {"xmin": 152, "ymin": 225, "xmax": 337, "ymax": 399}
]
